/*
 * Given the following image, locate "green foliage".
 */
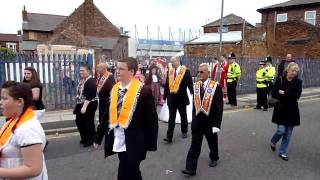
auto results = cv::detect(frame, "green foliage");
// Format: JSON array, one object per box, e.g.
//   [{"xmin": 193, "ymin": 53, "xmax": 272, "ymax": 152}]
[{"xmin": 0, "ymin": 47, "xmax": 15, "ymax": 61}]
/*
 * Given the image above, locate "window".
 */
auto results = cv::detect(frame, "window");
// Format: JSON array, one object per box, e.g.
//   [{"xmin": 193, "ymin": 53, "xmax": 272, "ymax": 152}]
[
  {"xmin": 218, "ymin": 27, "xmax": 229, "ymax": 33},
  {"xmin": 6, "ymin": 43, "xmax": 16, "ymax": 52},
  {"xmin": 305, "ymin": 11, "xmax": 316, "ymax": 25},
  {"xmin": 277, "ymin": 13, "xmax": 287, "ymax": 22}
]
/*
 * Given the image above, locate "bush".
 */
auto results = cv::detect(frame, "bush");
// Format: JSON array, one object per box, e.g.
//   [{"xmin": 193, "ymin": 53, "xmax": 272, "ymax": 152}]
[{"xmin": 0, "ymin": 47, "xmax": 15, "ymax": 61}]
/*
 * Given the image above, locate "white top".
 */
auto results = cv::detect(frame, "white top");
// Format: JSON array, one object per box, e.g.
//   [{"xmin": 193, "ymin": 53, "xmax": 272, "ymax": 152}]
[
  {"xmin": 1, "ymin": 116, "xmax": 48, "ymax": 180},
  {"xmin": 201, "ymin": 78, "xmax": 210, "ymax": 89},
  {"xmin": 112, "ymin": 81, "xmax": 131, "ymax": 153},
  {"xmin": 176, "ymin": 65, "xmax": 182, "ymax": 75},
  {"xmin": 152, "ymin": 75, "xmax": 158, "ymax": 83}
]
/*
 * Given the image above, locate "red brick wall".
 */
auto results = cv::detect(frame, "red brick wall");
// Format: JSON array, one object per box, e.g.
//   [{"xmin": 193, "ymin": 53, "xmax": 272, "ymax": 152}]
[
  {"xmin": 261, "ymin": 5, "xmax": 320, "ymax": 27},
  {"xmin": 53, "ymin": 1, "xmax": 120, "ymax": 38},
  {"xmin": 186, "ymin": 21, "xmax": 320, "ymax": 58}
]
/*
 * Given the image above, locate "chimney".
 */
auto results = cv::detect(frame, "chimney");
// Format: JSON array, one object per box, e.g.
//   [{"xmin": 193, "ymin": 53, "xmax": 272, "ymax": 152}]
[
  {"xmin": 85, "ymin": 0, "xmax": 93, "ymax": 4},
  {"xmin": 22, "ymin": 5, "xmax": 28, "ymax": 21},
  {"xmin": 17, "ymin": 30, "xmax": 22, "ymax": 36}
]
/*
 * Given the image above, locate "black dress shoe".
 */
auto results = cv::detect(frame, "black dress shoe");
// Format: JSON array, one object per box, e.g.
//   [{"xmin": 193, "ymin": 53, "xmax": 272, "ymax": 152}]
[
  {"xmin": 80, "ymin": 140, "xmax": 84, "ymax": 144},
  {"xmin": 181, "ymin": 133, "xmax": 187, "ymax": 139},
  {"xmin": 163, "ymin": 138, "xmax": 172, "ymax": 144},
  {"xmin": 181, "ymin": 169, "xmax": 196, "ymax": 176},
  {"xmin": 279, "ymin": 154, "xmax": 289, "ymax": 161},
  {"xmin": 209, "ymin": 160, "xmax": 218, "ymax": 167},
  {"xmin": 270, "ymin": 143, "xmax": 276, "ymax": 151}
]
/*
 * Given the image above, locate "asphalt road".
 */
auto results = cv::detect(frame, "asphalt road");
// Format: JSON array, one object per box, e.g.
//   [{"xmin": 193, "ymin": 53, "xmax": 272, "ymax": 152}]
[{"xmin": 44, "ymin": 97, "xmax": 320, "ymax": 180}]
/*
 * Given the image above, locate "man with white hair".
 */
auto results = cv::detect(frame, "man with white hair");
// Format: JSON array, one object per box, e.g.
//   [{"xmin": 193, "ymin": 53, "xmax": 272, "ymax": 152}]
[
  {"xmin": 163, "ymin": 56, "xmax": 193, "ymax": 143},
  {"xmin": 182, "ymin": 63, "xmax": 223, "ymax": 176}
]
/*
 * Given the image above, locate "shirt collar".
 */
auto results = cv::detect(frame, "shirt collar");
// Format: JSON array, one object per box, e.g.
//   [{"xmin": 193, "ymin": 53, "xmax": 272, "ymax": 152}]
[
  {"xmin": 176, "ymin": 65, "xmax": 182, "ymax": 72},
  {"xmin": 119, "ymin": 80, "xmax": 131, "ymax": 90},
  {"xmin": 201, "ymin": 78, "xmax": 210, "ymax": 88}
]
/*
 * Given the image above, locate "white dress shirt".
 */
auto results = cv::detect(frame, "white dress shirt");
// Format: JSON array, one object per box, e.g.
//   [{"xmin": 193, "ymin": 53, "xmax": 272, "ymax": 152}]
[
  {"xmin": 152, "ymin": 75, "xmax": 158, "ymax": 83},
  {"xmin": 112, "ymin": 81, "xmax": 131, "ymax": 152}
]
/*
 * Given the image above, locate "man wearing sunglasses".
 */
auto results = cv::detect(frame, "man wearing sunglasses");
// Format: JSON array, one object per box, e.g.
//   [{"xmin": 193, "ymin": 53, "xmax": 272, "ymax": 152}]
[{"xmin": 182, "ymin": 63, "xmax": 223, "ymax": 176}]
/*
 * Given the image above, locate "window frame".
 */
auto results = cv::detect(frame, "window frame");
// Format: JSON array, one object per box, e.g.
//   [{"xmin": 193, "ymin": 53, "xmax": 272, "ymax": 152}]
[
  {"xmin": 305, "ymin": 10, "xmax": 316, "ymax": 25},
  {"xmin": 276, "ymin": 13, "xmax": 288, "ymax": 22}
]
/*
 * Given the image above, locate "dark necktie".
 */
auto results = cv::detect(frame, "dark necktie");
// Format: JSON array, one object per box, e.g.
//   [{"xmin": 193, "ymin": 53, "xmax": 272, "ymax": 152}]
[
  {"xmin": 174, "ymin": 68, "xmax": 177, "ymax": 79},
  {"xmin": 200, "ymin": 83, "xmax": 205, "ymax": 100},
  {"xmin": 117, "ymin": 88, "xmax": 127, "ymax": 116}
]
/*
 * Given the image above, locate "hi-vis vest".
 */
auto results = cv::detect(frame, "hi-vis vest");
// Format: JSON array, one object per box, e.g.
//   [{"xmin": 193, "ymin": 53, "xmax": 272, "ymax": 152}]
[
  {"xmin": 256, "ymin": 68, "xmax": 267, "ymax": 88},
  {"xmin": 266, "ymin": 64, "xmax": 276, "ymax": 83},
  {"xmin": 227, "ymin": 62, "xmax": 241, "ymax": 83},
  {"xmin": 194, "ymin": 80, "xmax": 217, "ymax": 116}
]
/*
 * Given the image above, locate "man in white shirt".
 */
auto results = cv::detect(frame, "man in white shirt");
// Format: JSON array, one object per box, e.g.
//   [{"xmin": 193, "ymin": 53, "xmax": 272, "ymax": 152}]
[{"xmin": 94, "ymin": 57, "xmax": 158, "ymax": 180}]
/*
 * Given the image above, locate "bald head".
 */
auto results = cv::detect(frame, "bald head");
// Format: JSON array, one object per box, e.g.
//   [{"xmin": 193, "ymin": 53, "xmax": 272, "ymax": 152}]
[
  {"xmin": 170, "ymin": 56, "xmax": 180, "ymax": 68},
  {"xmin": 96, "ymin": 63, "xmax": 107, "ymax": 75},
  {"xmin": 286, "ymin": 54, "xmax": 293, "ymax": 61}
]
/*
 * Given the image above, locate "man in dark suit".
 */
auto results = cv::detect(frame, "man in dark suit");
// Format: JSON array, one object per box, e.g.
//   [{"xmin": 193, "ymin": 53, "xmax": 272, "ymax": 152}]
[
  {"xmin": 182, "ymin": 63, "xmax": 223, "ymax": 176},
  {"xmin": 277, "ymin": 53, "xmax": 295, "ymax": 77},
  {"xmin": 96, "ymin": 63, "xmax": 115, "ymax": 121},
  {"xmin": 163, "ymin": 56, "xmax": 193, "ymax": 143},
  {"xmin": 94, "ymin": 57, "xmax": 158, "ymax": 180}
]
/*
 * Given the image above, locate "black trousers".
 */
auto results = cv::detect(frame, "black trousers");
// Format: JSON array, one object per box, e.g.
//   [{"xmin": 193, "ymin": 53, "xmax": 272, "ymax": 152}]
[
  {"xmin": 256, "ymin": 87, "xmax": 268, "ymax": 109},
  {"xmin": 186, "ymin": 127, "xmax": 219, "ymax": 171},
  {"xmin": 227, "ymin": 81, "xmax": 237, "ymax": 105},
  {"xmin": 75, "ymin": 103, "xmax": 97, "ymax": 145},
  {"xmin": 166, "ymin": 105, "xmax": 188, "ymax": 139},
  {"xmin": 118, "ymin": 152, "xmax": 142, "ymax": 180}
]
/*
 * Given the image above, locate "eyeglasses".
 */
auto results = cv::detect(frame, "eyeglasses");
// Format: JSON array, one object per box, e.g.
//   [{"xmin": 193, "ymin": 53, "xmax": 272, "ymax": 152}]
[{"xmin": 197, "ymin": 71, "xmax": 204, "ymax": 74}]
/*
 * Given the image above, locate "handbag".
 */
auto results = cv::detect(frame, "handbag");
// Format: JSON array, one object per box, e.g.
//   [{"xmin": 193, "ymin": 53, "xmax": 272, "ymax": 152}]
[
  {"xmin": 268, "ymin": 97, "xmax": 280, "ymax": 107},
  {"xmin": 268, "ymin": 77, "xmax": 282, "ymax": 107}
]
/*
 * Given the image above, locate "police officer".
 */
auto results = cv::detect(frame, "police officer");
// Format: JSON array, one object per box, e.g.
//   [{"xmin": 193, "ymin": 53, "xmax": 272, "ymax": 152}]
[
  {"xmin": 254, "ymin": 61, "xmax": 268, "ymax": 111},
  {"xmin": 265, "ymin": 56, "xmax": 276, "ymax": 96},
  {"xmin": 226, "ymin": 52, "xmax": 241, "ymax": 106}
]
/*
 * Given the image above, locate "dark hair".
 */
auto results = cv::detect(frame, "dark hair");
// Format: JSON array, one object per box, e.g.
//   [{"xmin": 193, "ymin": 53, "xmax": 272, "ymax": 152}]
[
  {"xmin": 23, "ymin": 67, "xmax": 41, "ymax": 87},
  {"xmin": 118, "ymin": 57, "xmax": 138, "ymax": 75},
  {"xmin": 80, "ymin": 63, "xmax": 91, "ymax": 71},
  {"xmin": 1, "ymin": 81, "xmax": 33, "ymax": 114},
  {"xmin": 145, "ymin": 65, "xmax": 161, "ymax": 85}
]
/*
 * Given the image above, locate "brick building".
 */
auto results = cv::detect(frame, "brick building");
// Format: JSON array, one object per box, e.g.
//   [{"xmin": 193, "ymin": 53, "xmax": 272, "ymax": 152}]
[
  {"xmin": 257, "ymin": 0, "xmax": 320, "ymax": 27},
  {"xmin": 185, "ymin": 0, "xmax": 320, "ymax": 59},
  {"xmin": 0, "ymin": 33, "xmax": 20, "ymax": 52},
  {"xmin": 21, "ymin": 0, "xmax": 128, "ymax": 61}
]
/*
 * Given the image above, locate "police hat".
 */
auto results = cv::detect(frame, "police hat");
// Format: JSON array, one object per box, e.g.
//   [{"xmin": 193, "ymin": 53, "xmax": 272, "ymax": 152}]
[
  {"xmin": 265, "ymin": 56, "xmax": 272, "ymax": 63},
  {"xmin": 259, "ymin": 61, "xmax": 266, "ymax": 66},
  {"xmin": 228, "ymin": 52, "xmax": 236, "ymax": 59}
]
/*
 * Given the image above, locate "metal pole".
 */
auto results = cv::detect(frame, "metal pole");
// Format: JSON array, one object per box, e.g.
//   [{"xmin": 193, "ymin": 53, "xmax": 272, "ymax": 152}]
[{"xmin": 218, "ymin": 0, "xmax": 224, "ymax": 58}]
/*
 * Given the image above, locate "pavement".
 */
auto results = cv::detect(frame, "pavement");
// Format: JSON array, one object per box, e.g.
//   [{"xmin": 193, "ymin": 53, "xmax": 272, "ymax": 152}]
[{"xmin": 1, "ymin": 86, "xmax": 320, "ymax": 135}]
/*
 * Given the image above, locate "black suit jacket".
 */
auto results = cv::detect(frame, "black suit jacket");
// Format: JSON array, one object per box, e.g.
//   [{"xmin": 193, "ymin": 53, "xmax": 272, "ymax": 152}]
[
  {"xmin": 94, "ymin": 85, "xmax": 159, "ymax": 163},
  {"xmin": 164, "ymin": 68, "xmax": 193, "ymax": 107},
  {"xmin": 191, "ymin": 84, "xmax": 223, "ymax": 131},
  {"xmin": 97, "ymin": 75, "xmax": 115, "ymax": 120}
]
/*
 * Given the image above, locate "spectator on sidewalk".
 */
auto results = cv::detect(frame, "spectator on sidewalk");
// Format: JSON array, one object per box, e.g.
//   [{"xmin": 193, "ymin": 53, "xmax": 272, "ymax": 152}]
[
  {"xmin": 277, "ymin": 53, "xmax": 295, "ymax": 77},
  {"xmin": 0, "ymin": 81, "xmax": 48, "ymax": 179},
  {"xmin": 270, "ymin": 62, "xmax": 302, "ymax": 161},
  {"xmin": 73, "ymin": 63, "xmax": 97, "ymax": 147},
  {"xmin": 145, "ymin": 64, "xmax": 162, "ymax": 106},
  {"xmin": 23, "ymin": 67, "xmax": 45, "ymax": 119},
  {"xmin": 265, "ymin": 56, "xmax": 276, "ymax": 97},
  {"xmin": 219, "ymin": 55, "xmax": 229, "ymax": 100}
]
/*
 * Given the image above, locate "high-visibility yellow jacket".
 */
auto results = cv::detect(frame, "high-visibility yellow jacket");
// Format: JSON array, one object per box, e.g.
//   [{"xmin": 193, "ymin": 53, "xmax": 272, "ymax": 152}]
[
  {"xmin": 256, "ymin": 67, "xmax": 267, "ymax": 88},
  {"xmin": 227, "ymin": 62, "xmax": 241, "ymax": 83},
  {"xmin": 265, "ymin": 64, "xmax": 276, "ymax": 83}
]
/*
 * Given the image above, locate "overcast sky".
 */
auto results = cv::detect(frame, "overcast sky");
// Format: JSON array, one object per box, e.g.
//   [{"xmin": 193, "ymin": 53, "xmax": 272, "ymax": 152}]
[{"xmin": 0, "ymin": 0, "xmax": 288, "ymax": 39}]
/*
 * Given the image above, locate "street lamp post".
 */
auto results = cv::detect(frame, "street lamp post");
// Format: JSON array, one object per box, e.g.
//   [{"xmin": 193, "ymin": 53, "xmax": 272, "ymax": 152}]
[{"xmin": 218, "ymin": 0, "xmax": 224, "ymax": 58}]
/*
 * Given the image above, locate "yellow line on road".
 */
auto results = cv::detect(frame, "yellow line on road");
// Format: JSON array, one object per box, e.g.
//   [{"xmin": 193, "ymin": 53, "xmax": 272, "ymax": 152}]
[{"xmin": 47, "ymin": 132, "xmax": 79, "ymax": 140}]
